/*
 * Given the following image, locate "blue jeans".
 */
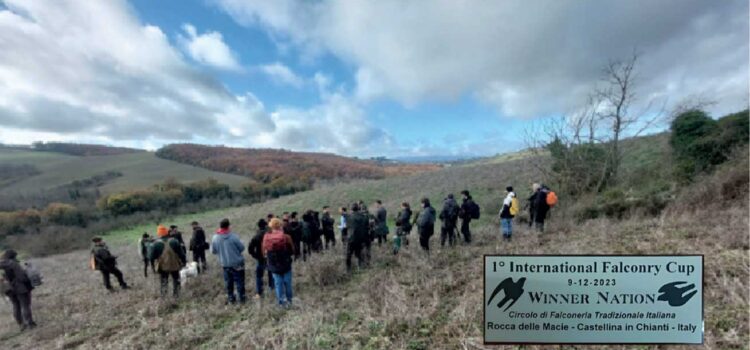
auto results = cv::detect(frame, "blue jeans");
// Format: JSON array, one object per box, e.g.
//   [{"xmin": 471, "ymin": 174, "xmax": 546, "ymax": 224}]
[
  {"xmin": 272, "ymin": 271, "xmax": 293, "ymax": 305},
  {"xmin": 222, "ymin": 266, "xmax": 246, "ymax": 303},
  {"xmin": 501, "ymin": 218, "xmax": 513, "ymax": 238},
  {"xmin": 255, "ymin": 262, "xmax": 274, "ymax": 296}
]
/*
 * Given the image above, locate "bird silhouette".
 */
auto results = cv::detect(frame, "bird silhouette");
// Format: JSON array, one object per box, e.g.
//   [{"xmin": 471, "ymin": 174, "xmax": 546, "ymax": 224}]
[
  {"xmin": 487, "ymin": 277, "xmax": 526, "ymax": 311},
  {"xmin": 657, "ymin": 281, "xmax": 697, "ymax": 307}
]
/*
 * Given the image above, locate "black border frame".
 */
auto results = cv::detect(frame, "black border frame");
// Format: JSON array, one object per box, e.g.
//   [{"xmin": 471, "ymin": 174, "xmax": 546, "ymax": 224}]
[{"xmin": 482, "ymin": 254, "xmax": 705, "ymax": 346}]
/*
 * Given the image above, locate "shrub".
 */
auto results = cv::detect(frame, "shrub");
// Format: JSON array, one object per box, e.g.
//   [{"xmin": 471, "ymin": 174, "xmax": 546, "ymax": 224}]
[
  {"xmin": 44, "ymin": 202, "xmax": 86, "ymax": 227},
  {"xmin": 671, "ymin": 109, "xmax": 749, "ymax": 181}
]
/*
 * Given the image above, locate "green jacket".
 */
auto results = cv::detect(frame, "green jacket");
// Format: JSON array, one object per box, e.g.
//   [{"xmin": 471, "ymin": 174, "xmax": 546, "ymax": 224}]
[{"xmin": 148, "ymin": 237, "xmax": 186, "ymax": 272}]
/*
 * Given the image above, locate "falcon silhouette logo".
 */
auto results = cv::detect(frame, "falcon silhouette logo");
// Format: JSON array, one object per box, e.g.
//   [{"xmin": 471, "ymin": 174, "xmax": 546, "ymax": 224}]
[
  {"xmin": 657, "ymin": 281, "xmax": 697, "ymax": 307},
  {"xmin": 487, "ymin": 277, "xmax": 526, "ymax": 311}
]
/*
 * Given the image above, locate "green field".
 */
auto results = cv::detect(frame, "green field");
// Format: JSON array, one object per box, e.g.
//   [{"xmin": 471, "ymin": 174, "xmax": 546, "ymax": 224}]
[{"xmin": 0, "ymin": 149, "xmax": 251, "ymax": 195}]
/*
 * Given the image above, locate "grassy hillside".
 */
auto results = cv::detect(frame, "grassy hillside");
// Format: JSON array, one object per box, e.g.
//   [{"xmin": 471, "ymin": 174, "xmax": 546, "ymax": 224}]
[
  {"xmin": 0, "ymin": 149, "xmax": 251, "ymax": 196},
  {"xmin": 155, "ymin": 144, "xmax": 441, "ymax": 183},
  {"xmin": 0, "ymin": 146, "xmax": 746, "ymax": 349}
]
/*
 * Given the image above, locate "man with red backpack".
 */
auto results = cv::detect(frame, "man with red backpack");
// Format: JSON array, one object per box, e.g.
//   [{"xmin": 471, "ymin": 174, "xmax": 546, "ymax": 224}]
[
  {"xmin": 533, "ymin": 184, "xmax": 557, "ymax": 232},
  {"xmin": 262, "ymin": 218, "xmax": 295, "ymax": 307}
]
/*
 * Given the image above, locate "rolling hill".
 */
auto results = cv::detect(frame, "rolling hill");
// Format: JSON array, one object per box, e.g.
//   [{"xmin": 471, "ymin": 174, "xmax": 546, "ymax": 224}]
[
  {"xmin": 0, "ymin": 139, "xmax": 746, "ymax": 349},
  {"xmin": 155, "ymin": 144, "xmax": 441, "ymax": 183},
  {"xmin": 0, "ymin": 148, "xmax": 251, "ymax": 196}
]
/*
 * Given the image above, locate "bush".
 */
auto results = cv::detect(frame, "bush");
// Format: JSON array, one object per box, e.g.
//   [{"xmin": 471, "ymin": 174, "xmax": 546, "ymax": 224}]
[
  {"xmin": 0, "ymin": 209, "xmax": 42, "ymax": 236},
  {"xmin": 44, "ymin": 202, "xmax": 86, "ymax": 227},
  {"xmin": 671, "ymin": 109, "xmax": 749, "ymax": 181}
]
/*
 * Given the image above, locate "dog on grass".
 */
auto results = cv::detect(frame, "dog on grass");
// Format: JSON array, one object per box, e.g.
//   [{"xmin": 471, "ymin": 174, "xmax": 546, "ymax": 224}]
[{"xmin": 179, "ymin": 262, "xmax": 198, "ymax": 285}]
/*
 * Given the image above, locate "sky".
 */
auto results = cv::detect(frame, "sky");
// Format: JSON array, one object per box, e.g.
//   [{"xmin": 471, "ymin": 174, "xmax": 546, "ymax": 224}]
[{"xmin": 0, "ymin": 0, "xmax": 747, "ymax": 158}]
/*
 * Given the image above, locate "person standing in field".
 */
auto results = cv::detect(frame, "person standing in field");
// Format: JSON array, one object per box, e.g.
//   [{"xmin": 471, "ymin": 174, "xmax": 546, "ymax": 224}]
[
  {"xmin": 248, "ymin": 219, "xmax": 274, "ymax": 299},
  {"xmin": 338, "ymin": 207, "xmax": 348, "ymax": 244},
  {"xmin": 149, "ymin": 225, "xmax": 186, "ymax": 298},
  {"xmin": 286, "ymin": 212, "xmax": 303, "ymax": 261},
  {"xmin": 321, "ymin": 206, "xmax": 336, "ymax": 249},
  {"xmin": 0, "ymin": 249, "xmax": 37, "ymax": 330},
  {"xmin": 301, "ymin": 211, "xmax": 315, "ymax": 261},
  {"xmin": 459, "ymin": 190, "xmax": 475, "ymax": 244},
  {"xmin": 393, "ymin": 202, "xmax": 412, "ymax": 255},
  {"xmin": 211, "ymin": 219, "xmax": 247, "ymax": 304},
  {"xmin": 189, "ymin": 221, "xmax": 209, "ymax": 273},
  {"xmin": 345, "ymin": 203, "xmax": 369, "ymax": 271},
  {"xmin": 526, "ymin": 183, "xmax": 541, "ymax": 228},
  {"xmin": 416, "ymin": 198, "xmax": 436, "ymax": 255},
  {"xmin": 262, "ymin": 218, "xmax": 295, "ymax": 308},
  {"xmin": 138, "ymin": 233, "xmax": 155, "ymax": 277},
  {"xmin": 499, "ymin": 186, "xmax": 517, "ymax": 241},
  {"xmin": 533, "ymin": 184, "xmax": 551, "ymax": 232},
  {"xmin": 90, "ymin": 236, "xmax": 130, "ymax": 292},
  {"xmin": 439, "ymin": 194, "xmax": 459, "ymax": 247},
  {"xmin": 374, "ymin": 200, "xmax": 389, "ymax": 246}
]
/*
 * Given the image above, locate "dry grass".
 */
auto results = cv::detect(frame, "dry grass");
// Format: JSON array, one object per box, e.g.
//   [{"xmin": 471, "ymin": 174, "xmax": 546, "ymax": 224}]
[{"xmin": 0, "ymin": 157, "xmax": 747, "ymax": 349}]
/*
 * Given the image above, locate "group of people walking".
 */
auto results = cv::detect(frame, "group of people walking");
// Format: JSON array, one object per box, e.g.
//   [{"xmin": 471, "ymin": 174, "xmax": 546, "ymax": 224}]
[{"xmin": 2, "ymin": 184, "xmax": 556, "ymax": 330}]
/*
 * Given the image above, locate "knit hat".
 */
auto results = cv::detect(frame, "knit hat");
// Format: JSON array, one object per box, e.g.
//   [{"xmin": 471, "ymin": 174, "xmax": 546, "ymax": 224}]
[
  {"xmin": 506, "ymin": 186, "xmax": 514, "ymax": 192},
  {"xmin": 157, "ymin": 225, "xmax": 169, "ymax": 237}
]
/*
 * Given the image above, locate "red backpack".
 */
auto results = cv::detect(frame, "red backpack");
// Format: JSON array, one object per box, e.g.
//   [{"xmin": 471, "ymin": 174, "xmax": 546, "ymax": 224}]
[
  {"xmin": 264, "ymin": 232, "xmax": 289, "ymax": 253},
  {"xmin": 546, "ymin": 191, "xmax": 558, "ymax": 207}
]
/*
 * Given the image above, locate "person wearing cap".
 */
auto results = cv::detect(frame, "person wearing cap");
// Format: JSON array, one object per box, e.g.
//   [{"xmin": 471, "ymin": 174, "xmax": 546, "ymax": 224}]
[
  {"xmin": 211, "ymin": 219, "xmax": 247, "ymax": 304},
  {"xmin": 91, "ymin": 236, "xmax": 129, "ymax": 291},
  {"xmin": 0, "ymin": 249, "xmax": 36, "ymax": 330},
  {"xmin": 189, "ymin": 221, "xmax": 209, "ymax": 273},
  {"xmin": 499, "ymin": 186, "xmax": 516, "ymax": 240},
  {"xmin": 149, "ymin": 225, "xmax": 186, "ymax": 298}
]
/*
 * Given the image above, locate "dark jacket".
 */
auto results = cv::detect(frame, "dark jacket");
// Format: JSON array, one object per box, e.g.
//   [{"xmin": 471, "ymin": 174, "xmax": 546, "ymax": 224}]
[
  {"xmin": 346, "ymin": 211, "xmax": 370, "ymax": 244},
  {"xmin": 396, "ymin": 208, "xmax": 412, "ymax": 234},
  {"xmin": 287, "ymin": 221, "xmax": 302, "ymax": 243},
  {"xmin": 440, "ymin": 198, "xmax": 459, "ymax": 225},
  {"xmin": 416, "ymin": 205, "xmax": 437, "ymax": 236},
  {"xmin": 321, "ymin": 212, "xmax": 335, "ymax": 234},
  {"xmin": 534, "ymin": 189, "xmax": 550, "ymax": 222},
  {"xmin": 91, "ymin": 243, "xmax": 118, "ymax": 271},
  {"xmin": 0, "ymin": 258, "xmax": 32, "ymax": 295},
  {"xmin": 460, "ymin": 198, "xmax": 475, "ymax": 221},
  {"xmin": 248, "ymin": 228, "xmax": 267, "ymax": 264},
  {"xmin": 374, "ymin": 207, "xmax": 388, "ymax": 236},
  {"xmin": 189, "ymin": 226, "xmax": 208, "ymax": 252}
]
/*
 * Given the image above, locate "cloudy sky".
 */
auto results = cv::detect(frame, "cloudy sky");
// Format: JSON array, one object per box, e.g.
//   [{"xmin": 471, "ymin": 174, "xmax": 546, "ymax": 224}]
[{"xmin": 0, "ymin": 0, "xmax": 747, "ymax": 157}]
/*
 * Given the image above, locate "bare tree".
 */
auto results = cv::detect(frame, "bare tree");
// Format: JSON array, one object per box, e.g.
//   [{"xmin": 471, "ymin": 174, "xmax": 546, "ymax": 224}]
[{"xmin": 524, "ymin": 50, "xmax": 665, "ymax": 195}]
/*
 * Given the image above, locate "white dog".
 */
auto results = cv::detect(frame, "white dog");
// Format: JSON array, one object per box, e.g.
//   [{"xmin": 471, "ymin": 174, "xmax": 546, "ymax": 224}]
[{"xmin": 179, "ymin": 262, "xmax": 198, "ymax": 285}]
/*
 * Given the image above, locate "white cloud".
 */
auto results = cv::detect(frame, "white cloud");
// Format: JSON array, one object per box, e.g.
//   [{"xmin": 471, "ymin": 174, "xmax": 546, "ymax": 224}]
[
  {"xmin": 179, "ymin": 23, "xmax": 242, "ymax": 71},
  {"xmin": 215, "ymin": 0, "xmax": 749, "ymax": 119},
  {"xmin": 259, "ymin": 62, "xmax": 304, "ymax": 88},
  {"xmin": 254, "ymin": 90, "xmax": 392, "ymax": 155},
  {"xmin": 0, "ymin": 0, "xmax": 271, "ymax": 145}
]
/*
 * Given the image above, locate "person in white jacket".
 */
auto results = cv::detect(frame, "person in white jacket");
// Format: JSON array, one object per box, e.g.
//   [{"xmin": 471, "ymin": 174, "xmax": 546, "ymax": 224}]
[{"xmin": 499, "ymin": 186, "xmax": 516, "ymax": 241}]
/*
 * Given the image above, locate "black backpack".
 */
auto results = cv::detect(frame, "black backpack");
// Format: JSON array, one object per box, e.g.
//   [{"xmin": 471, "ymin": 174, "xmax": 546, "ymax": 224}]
[{"xmin": 470, "ymin": 201, "xmax": 481, "ymax": 219}]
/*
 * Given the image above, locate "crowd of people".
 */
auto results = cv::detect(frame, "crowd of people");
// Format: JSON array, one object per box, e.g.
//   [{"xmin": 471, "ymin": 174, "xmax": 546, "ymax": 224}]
[{"xmin": 1, "ymin": 184, "xmax": 556, "ymax": 329}]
